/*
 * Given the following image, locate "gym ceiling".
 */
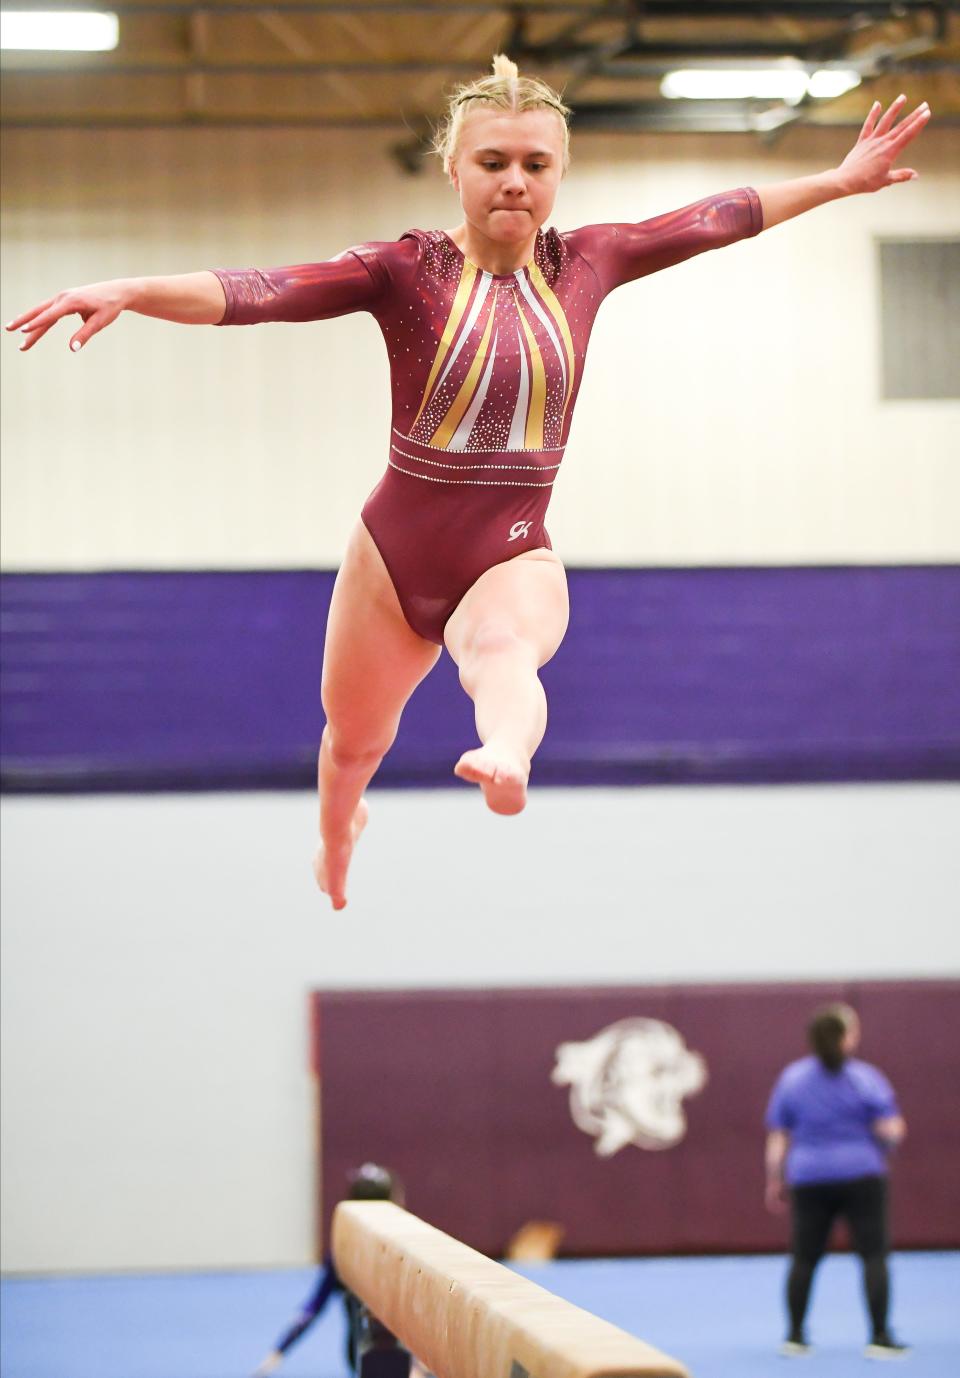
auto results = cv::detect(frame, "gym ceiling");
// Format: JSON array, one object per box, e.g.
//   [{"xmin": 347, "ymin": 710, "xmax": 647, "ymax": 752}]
[{"xmin": 2, "ymin": 1, "xmax": 957, "ymax": 170}]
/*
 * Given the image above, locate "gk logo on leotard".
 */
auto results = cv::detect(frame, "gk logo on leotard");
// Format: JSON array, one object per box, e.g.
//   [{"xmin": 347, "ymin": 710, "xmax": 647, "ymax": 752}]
[{"xmin": 508, "ymin": 521, "xmax": 532, "ymax": 542}]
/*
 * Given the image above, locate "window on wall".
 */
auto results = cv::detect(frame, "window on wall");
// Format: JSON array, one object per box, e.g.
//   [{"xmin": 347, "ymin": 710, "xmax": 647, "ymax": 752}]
[{"xmin": 879, "ymin": 239, "xmax": 960, "ymax": 400}]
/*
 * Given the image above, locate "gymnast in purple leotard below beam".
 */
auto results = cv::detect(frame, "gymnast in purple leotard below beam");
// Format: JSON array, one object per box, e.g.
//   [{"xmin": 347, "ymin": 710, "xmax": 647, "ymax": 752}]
[
  {"xmin": 251, "ymin": 1163, "xmax": 420, "ymax": 1378},
  {"xmin": 8, "ymin": 57, "xmax": 930, "ymax": 910}
]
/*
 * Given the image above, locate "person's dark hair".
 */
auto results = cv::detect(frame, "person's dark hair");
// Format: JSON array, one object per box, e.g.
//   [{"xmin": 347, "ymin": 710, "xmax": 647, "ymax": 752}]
[
  {"xmin": 808, "ymin": 1003, "xmax": 854, "ymax": 1072},
  {"xmin": 346, "ymin": 1163, "xmax": 400, "ymax": 1202}
]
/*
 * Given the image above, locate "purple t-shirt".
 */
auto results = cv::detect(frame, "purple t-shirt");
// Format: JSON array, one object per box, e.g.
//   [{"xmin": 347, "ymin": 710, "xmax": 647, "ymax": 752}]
[{"xmin": 765, "ymin": 1056, "xmax": 899, "ymax": 1186}]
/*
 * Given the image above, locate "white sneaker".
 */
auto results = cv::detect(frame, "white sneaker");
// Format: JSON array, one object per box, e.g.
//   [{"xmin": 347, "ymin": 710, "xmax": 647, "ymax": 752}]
[
  {"xmin": 780, "ymin": 1338, "xmax": 813, "ymax": 1358},
  {"xmin": 865, "ymin": 1335, "xmax": 910, "ymax": 1360}
]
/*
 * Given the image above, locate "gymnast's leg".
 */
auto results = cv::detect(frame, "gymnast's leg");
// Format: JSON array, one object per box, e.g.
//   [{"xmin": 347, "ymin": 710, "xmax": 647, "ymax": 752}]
[
  {"xmin": 315, "ymin": 521, "xmax": 440, "ymax": 909},
  {"xmin": 443, "ymin": 549, "xmax": 569, "ymax": 816}
]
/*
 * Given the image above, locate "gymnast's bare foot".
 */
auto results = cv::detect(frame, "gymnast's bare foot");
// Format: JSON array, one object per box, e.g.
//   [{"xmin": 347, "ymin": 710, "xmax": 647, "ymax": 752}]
[
  {"xmin": 454, "ymin": 744, "xmax": 529, "ymax": 816},
  {"xmin": 313, "ymin": 798, "xmax": 369, "ymax": 910}
]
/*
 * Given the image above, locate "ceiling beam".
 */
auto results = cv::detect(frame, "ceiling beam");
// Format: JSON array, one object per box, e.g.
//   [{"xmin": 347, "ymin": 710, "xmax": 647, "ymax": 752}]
[
  {"xmin": 4, "ymin": 58, "xmax": 954, "ymax": 77},
  {"xmin": 410, "ymin": 8, "xmax": 504, "ymax": 105},
  {"xmin": 184, "ymin": 5, "xmax": 208, "ymax": 116},
  {"xmin": 1, "ymin": 1, "xmax": 953, "ymax": 16},
  {"xmin": 256, "ymin": 9, "xmax": 316, "ymax": 60},
  {"xmin": 7, "ymin": 109, "xmax": 957, "ymax": 131}
]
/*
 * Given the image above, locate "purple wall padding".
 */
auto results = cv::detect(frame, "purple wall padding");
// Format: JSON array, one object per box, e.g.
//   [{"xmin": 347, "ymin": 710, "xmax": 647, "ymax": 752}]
[
  {"xmin": 2, "ymin": 566, "xmax": 959, "ymax": 791},
  {"xmin": 311, "ymin": 980, "xmax": 960, "ymax": 1258}
]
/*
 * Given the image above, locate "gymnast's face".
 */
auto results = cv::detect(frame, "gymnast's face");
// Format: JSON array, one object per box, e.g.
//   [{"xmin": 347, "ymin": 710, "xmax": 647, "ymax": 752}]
[{"xmin": 450, "ymin": 108, "xmax": 565, "ymax": 246}]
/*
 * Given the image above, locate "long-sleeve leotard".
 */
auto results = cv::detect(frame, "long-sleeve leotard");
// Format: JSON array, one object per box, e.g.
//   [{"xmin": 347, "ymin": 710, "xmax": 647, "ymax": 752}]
[
  {"xmin": 215, "ymin": 251, "xmax": 383, "ymax": 325},
  {"xmin": 213, "ymin": 188, "xmax": 762, "ymax": 642}
]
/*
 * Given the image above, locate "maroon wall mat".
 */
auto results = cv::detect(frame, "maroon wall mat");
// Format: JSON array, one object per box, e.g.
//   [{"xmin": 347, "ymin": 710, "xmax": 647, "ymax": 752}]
[{"xmin": 310, "ymin": 980, "xmax": 960, "ymax": 1258}]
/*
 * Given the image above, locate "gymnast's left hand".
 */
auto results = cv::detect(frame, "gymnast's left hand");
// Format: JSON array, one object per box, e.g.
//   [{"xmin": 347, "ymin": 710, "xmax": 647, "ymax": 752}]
[{"xmin": 834, "ymin": 95, "xmax": 931, "ymax": 195}]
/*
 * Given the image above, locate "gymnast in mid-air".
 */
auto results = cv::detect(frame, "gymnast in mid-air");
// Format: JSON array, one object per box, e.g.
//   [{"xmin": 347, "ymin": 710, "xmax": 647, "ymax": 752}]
[{"xmin": 8, "ymin": 57, "xmax": 929, "ymax": 910}]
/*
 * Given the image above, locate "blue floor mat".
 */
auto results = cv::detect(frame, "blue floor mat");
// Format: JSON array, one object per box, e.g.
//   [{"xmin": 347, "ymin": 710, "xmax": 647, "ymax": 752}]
[{"xmin": 3, "ymin": 1252, "xmax": 958, "ymax": 1378}]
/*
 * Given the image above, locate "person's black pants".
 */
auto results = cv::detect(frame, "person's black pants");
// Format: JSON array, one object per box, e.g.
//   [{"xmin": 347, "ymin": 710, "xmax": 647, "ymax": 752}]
[{"xmin": 787, "ymin": 1174, "xmax": 890, "ymax": 1339}]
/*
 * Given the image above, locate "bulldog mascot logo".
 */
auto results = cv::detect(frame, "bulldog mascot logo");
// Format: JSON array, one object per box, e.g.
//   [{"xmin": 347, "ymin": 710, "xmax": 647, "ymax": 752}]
[{"xmin": 551, "ymin": 1018, "xmax": 707, "ymax": 1156}]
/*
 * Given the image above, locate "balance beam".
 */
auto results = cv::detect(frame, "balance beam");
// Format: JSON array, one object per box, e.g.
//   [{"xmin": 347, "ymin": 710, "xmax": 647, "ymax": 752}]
[{"xmin": 332, "ymin": 1202, "xmax": 690, "ymax": 1378}]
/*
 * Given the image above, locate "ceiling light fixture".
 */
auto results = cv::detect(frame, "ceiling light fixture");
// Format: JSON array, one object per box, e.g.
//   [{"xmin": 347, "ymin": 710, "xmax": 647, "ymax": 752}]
[
  {"xmin": 0, "ymin": 10, "xmax": 119, "ymax": 51},
  {"xmin": 661, "ymin": 68, "xmax": 861, "ymax": 105},
  {"xmin": 807, "ymin": 69, "xmax": 862, "ymax": 99}
]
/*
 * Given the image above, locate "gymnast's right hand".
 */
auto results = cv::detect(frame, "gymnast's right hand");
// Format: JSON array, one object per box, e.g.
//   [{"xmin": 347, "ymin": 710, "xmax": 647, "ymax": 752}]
[
  {"xmin": 8, "ymin": 271, "xmax": 227, "ymax": 348},
  {"xmin": 5, "ymin": 280, "xmax": 130, "ymax": 353}
]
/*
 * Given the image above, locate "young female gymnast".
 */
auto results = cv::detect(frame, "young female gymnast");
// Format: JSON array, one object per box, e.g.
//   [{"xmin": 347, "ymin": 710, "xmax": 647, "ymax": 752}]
[{"xmin": 7, "ymin": 58, "xmax": 930, "ymax": 910}]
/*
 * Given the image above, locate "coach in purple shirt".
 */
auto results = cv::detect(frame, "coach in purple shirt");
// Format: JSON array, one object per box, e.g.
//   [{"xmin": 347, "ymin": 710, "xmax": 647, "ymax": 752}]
[{"xmin": 765, "ymin": 1003, "xmax": 908, "ymax": 1360}]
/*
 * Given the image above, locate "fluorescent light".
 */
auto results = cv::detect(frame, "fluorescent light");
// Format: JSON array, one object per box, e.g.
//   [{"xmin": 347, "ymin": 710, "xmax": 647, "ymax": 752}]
[
  {"xmin": 807, "ymin": 69, "xmax": 862, "ymax": 99},
  {"xmin": 662, "ymin": 70, "xmax": 809, "ymax": 103},
  {"xmin": 661, "ymin": 67, "xmax": 861, "ymax": 104},
  {"xmin": 0, "ymin": 11, "xmax": 119, "ymax": 51}
]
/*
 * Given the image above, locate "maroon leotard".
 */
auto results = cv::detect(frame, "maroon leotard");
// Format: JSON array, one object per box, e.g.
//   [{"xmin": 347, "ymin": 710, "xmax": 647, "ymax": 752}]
[{"xmin": 214, "ymin": 188, "xmax": 762, "ymax": 642}]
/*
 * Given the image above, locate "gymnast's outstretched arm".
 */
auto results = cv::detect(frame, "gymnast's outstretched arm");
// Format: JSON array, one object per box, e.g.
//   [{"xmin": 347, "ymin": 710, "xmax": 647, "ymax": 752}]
[
  {"xmin": 569, "ymin": 95, "xmax": 930, "ymax": 295},
  {"xmin": 6, "ymin": 243, "xmax": 400, "ymax": 351},
  {"xmin": 251, "ymin": 1257, "xmax": 340, "ymax": 1375},
  {"xmin": 6, "ymin": 272, "xmax": 228, "ymax": 352},
  {"xmin": 566, "ymin": 188, "xmax": 764, "ymax": 296},
  {"xmin": 755, "ymin": 94, "xmax": 930, "ymax": 229}
]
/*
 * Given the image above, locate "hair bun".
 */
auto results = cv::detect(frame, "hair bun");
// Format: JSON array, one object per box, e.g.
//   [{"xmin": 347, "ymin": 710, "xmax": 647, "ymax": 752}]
[{"xmin": 491, "ymin": 53, "xmax": 520, "ymax": 82}]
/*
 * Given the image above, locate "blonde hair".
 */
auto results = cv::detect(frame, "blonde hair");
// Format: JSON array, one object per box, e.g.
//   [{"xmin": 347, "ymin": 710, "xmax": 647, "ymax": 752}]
[{"xmin": 434, "ymin": 53, "xmax": 571, "ymax": 177}]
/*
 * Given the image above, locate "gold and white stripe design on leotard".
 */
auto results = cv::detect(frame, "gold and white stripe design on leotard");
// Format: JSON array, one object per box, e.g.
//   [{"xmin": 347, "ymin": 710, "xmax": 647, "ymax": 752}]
[
  {"xmin": 412, "ymin": 250, "xmax": 578, "ymax": 453},
  {"xmin": 430, "ymin": 292, "xmax": 498, "ymax": 450},
  {"xmin": 409, "ymin": 257, "xmax": 480, "ymax": 433}
]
